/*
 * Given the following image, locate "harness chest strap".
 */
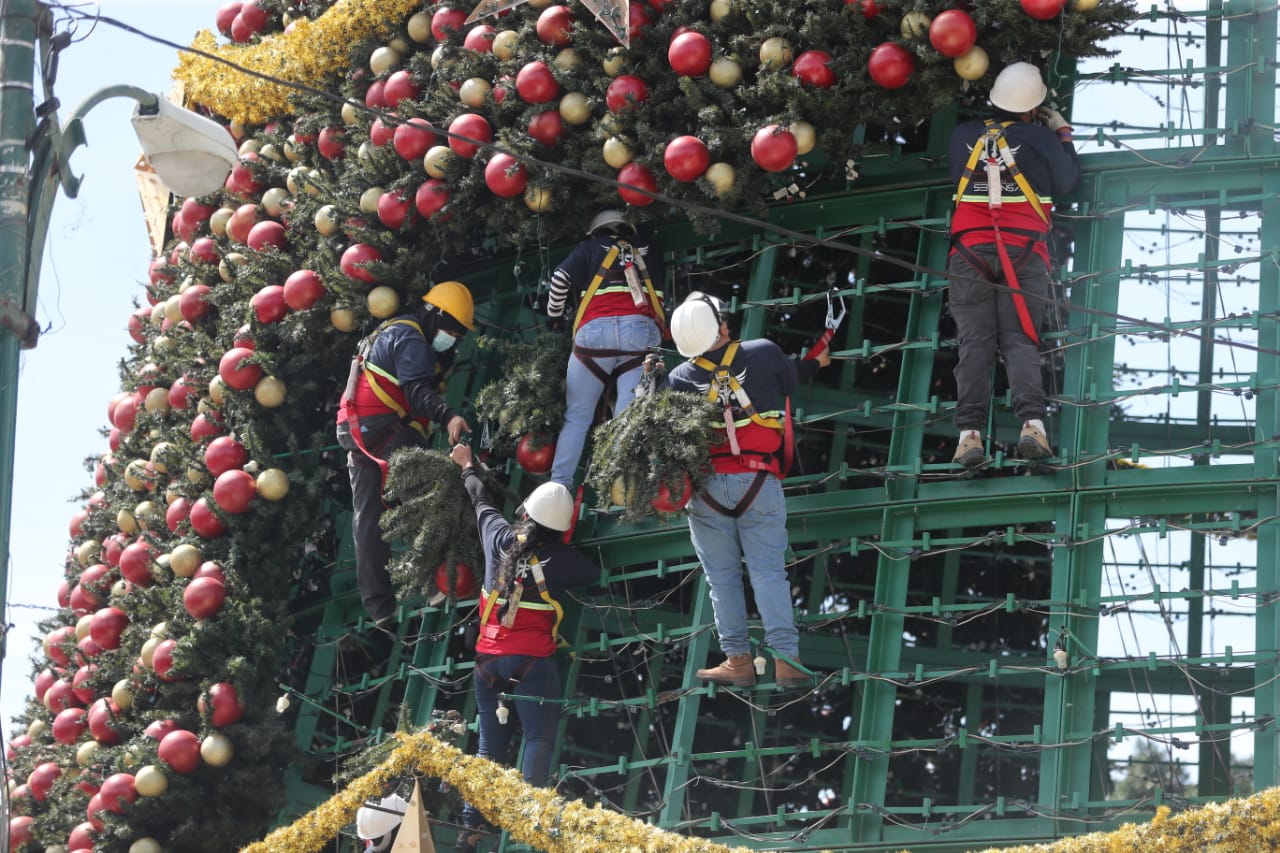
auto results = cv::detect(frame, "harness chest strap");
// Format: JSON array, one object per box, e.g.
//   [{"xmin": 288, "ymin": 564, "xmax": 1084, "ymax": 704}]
[
  {"xmin": 340, "ymin": 318, "xmax": 428, "ymax": 488},
  {"xmin": 479, "ymin": 556, "xmax": 567, "ymax": 646}
]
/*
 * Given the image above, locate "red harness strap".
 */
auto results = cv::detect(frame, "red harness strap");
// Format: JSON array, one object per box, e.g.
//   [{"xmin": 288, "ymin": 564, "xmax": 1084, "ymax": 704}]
[{"xmin": 989, "ymin": 208, "xmax": 1041, "ymax": 346}]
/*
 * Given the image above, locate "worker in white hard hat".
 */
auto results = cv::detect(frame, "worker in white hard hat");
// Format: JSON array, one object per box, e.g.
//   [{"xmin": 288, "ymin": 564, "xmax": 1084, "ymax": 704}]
[
  {"xmin": 355, "ymin": 792, "xmax": 408, "ymax": 851},
  {"xmin": 946, "ymin": 61, "xmax": 1079, "ymax": 469},
  {"xmin": 648, "ymin": 292, "xmax": 829, "ymax": 689},
  {"xmin": 544, "ymin": 209, "xmax": 667, "ymax": 494},
  {"xmin": 447, "ymin": 443, "xmax": 599, "ymax": 853}
]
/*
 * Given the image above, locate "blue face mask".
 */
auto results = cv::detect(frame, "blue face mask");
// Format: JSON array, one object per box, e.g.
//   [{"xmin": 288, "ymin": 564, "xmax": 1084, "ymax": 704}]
[{"xmin": 432, "ymin": 330, "xmax": 457, "ymax": 352}]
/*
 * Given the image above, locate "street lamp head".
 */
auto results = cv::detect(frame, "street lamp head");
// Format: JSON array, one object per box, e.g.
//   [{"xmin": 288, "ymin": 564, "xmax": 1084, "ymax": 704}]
[{"xmin": 130, "ymin": 96, "xmax": 238, "ymax": 198}]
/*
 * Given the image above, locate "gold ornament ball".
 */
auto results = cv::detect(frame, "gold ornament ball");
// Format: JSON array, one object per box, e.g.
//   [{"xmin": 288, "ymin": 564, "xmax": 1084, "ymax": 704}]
[
  {"xmin": 283, "ymin": 136, "xmax": 303, "ymax": 163},
  {"xmin": 459, "ymin": 77, "xmax": 491, "ymax": 108},
  {"xmin": 901, "ymin": 11, "xmax": 932, "ymax": 39},
  {"xmin": 341, "ymin": 100, "xmax": 360, "ymax": 125},
  {"xmin": 124, "ymin": 460, "xmax": 150, "ymax": 492},
  {"xmin": 187, "ymin": 466, "xmax": 209, "ymax": 486},
  {"xmin": 236, "ymin": 138, "xmax": 260, "ymax": 158},
  {"xmin": 76, "ymin": 740, "xmax": 100, "ymax": 768},
  {"xmin": 357, "ymin": 141, "xmax": 375, "ymax": 161},
  {"xmin": 254, "ymin": 375, "xmax": 287, "ymax": 408},
  {"xmin": 389, "ymin": 36, "xmax": 410, "ymax": 55},
  {"xmin": 200, "ymin": 733, "xmax": 235, "ymax": 767},
  {"xmin": 602, "ymin": 47, "xmax": 628, "ymax": 77},
  {"xmin": 111, "ymin": 578, "xmax": 129, "ymax": 597},
  {"xmin": 709, "ymin": 57, "xmax": 742, "ymax": 88},
  {"xmin": 367, "ymin": 286, "xmax": 401, "ymax": 319},
  {"xmin": 150, "ymin": 621, "xmax": 168, "ymax": 639},
  {"xmin": 209, "ymin": 207, "xmax": 234, "ymax": 237},
  {"xmin": 790, "ymin": 121, "xmax": 816, "ymax": 156},
  {"xmin": 759, "ymin": 37, "xmax": 793, "ymax": 70},
  {"xmin": 369, "ymin": 45, "xmax": 401, "ymax": 75},
  {"xmin": 709, "ymin": 0, "xmax": 734, "ymax": 21},
  {"xmin": 27, "ymin": 718, "xmax": 45, "ymax": 739},
  {"xmin": 163, "ymin": 293, "xmax": 182, "ymax": 324},
  {"xmin": 524, "ymin": 186, "xmax": 554, "ymax": 213},
  {"xmin": 431, "ymin": 44, "xmax": 456, "ymax": 71},
  {"xmin": 314, "ymin": 204, "xmax": 340, "ymax": 237},
  {"xmin": 75, "ymin": 613, "xmax": 93, "ymax": 640},
  {"xmin": 602, "ymin": 136, "xmax": 633, "ymax": 169},
  {"xmin": 528, "ymin": 0, "xmax": 552, "ymax": 8},
  {"xmin": 302, "ymin": 169, "xmax": 323, "ymax": 196},
  {"xmin": 492, "ymin": 30, "xmax": 519, "ymax": 61},
  {"xmin": 705, "ymin": 162, "xmax": 736, "ymax": 196},
  {"xmin": 1073, "ymin": 0, "xmax": 1100, "ymax": 10},
  {"xmin": 953, "ymin": 45, "xmax": 989, "ymax": 81},
  {"xmin": 75, "ymin": 539, "xmax": 100, "ymax": 567},
  {"xmin": 129, "ymin": 839, "xmax": 162, "ymax": 853},
  {"xmin": 258, "ymin": 142, "xmax": 283, "ymax": 163},
  {"xmin": 423, "ymin": 146, "xmax": 455, "ymax": 179},
  {"xmin": 169, "ymin": 543, "xmax": 203, "ymax": 578},
  {"xmin": 228, "ymin": 120, "xmax": 246, "ymax": 140},
  {"xmin": 219, "ymin": 252, "xmax": 246, "ymax": 283},
  {"xmin": 359, "ymin": 186, "xmax": 385, "ymax": 214},
  {"xmin": 257, "ymin": 468, "xmax": 290, "ymax": 501},
  {"xmin": 140, "ymin": 637, "xmax": 161, "ymax": 669},
  {"xmin": 149, "ymin": 303, "xmax": 165, "ymax": 326},
  {"xmin": 112, "ymin": 679, "xmax": 134, "ymax": 711},
  {"xmin": 134, "ymin": 765, "xmax": 169, "ymax": 797},
  {"xmin": 144, "ymin": 387, "xmax": 170, "ymax": 415},
  {"xmin": 261, "ymin": 186, "xmax": 290, "ymax": 217},
  {"xmin": 149, "ymin": 441, "xmax": 174, "ymax": 473},
  {"xmin": 554, "ymin": 48, "xmax": 581, "ymax": 70},
  {"xmin": 609, "ymin": 476, "xmax": 631, "ymax": 507},
  {"xmin": 134, "ymin": 500, "xmax": 160, "ymax": 529},
  {"xmin": 559, "ymin": 92, "xmax": 591, "ymax": 125},
  {"xmin": 331, "ymin": 308, "xmax": 357, "ymax": 333},
  {"xmin": 407, "ymin": 11, "xmax": 432, "ymax": 42},
  {"xmin": 153, "ymin": 335, "xmax": 174, "ymax": 355}
]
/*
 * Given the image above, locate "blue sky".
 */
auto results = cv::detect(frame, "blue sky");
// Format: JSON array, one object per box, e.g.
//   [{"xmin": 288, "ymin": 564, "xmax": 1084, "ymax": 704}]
[{"xmin": 3, "ymin": 1, "xmax": 226, "ymax": 728}]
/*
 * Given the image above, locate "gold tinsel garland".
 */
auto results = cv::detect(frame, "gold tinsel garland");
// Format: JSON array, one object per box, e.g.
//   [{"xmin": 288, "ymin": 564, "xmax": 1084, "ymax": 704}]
[
  {"xmin": 174, "ymin": 0, "xmax": 422, "ymax": 125},
  {"xmin": 238, "ymin": 728, "xmax": 757, "ymax": 853},
  {"xmin": 240, "ymin": 725, "xmax": 1280, "ymax": 853}
]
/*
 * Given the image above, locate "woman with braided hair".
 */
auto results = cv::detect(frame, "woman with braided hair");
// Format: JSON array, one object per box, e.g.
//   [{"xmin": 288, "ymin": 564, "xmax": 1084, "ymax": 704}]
[{"xmin": 448, "ymin": 444, "xmax": 598, "ymax": 852}]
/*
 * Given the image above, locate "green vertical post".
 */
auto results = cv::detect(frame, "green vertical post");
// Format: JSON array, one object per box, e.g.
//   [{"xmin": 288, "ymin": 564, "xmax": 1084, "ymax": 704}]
[{"xmin": 0, "ymin": 0, "xmax": 41, "ymax": 667}]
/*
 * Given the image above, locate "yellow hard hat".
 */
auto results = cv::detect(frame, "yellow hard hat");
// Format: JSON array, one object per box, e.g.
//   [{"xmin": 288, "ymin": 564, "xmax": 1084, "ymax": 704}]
[{"xmin": 422, "ymin": 280, "xmax": 475, "ymax": 330}]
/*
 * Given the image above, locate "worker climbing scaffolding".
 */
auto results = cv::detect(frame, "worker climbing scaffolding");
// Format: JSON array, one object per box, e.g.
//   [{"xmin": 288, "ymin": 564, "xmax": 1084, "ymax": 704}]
[{"xmin": 947, "ymin": 62, "xmax": 1079, "ymax": 469}]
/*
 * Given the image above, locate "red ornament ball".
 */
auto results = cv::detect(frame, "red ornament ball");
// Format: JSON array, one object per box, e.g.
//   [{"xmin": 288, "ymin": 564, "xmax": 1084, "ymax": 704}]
[
  {"xmin": 200, "ymin": 681, "xmax": 247, "ymax": 727},
  {"xmin": 792, "ymin": 50, "xmax": 836, "ymax": 88},
  {"xmin": 432, "ymin": 7, "xmax": 467, "ymax": 40},
  {"xmin": 1020, "ymin": 0, "xmax": 1067, "ymax": 19},
  {"xmin": 449, "ymin": 113, "xmax": 492, "ymax": 159},
  {"xmin": 929, "ymin": 9, "xmax": 978, "ymax": 58},
  {"xmin": 650, "ymin": 473, "xmax": 694, "ymax": 513},
  {"xmin": 867, "ymin": 42, "xmax": 915, "ymax": 89},
  {"xmin": 10, "ymin": 816, "xmax": 34, "ymax": 850},
  {"xmin": 617, "ymin": 162, "xmax": 658, "ymax": 206},
  {"xmin": 393, "ymin": 118, "xmax": 439, "ymax": 161},
  {"xmin": 663, "ymin": 135, "xmax": 710, "ymax": 182},
  {"xmin": 383, "ymin": 70, "xmax": 421, "ymax": 107},
  {"xmin": 376, "ymin": 189, "xmax": 416, "ymax": 231},
  {"xmin": 89, "ymin": 607, "xmax": 129, "ymax": 651},
  {"xmin": 283, "ymin": 269, "xmax": 326, "ymax": 311},
  {"xmin": 668, "ymin": 31, "xmax": 712, "ymax": 77},
  {"xmin": 606, "ymin": 74, "xmax": 649, "ymax": 112},
  {"xmin": 213, "ymin": 469, "xmax": 257, "ymax": 514},
  {"xmin": 536, "ymin": 5, "xmax": 573, "ymax": 45},
  {"xmin": 218, "ymin": 346, "xmax": 262, "ymax": 391},
  {"xmin": 189, "ymin": 497, "xmax": 227, "ymax": 539},
  {"xmin": 515, "ymin": 432, "xmax": 555, "ymax": 474},
  {"xmin": 98, "ymin": 772, "xmax": 137, "ymax": 814},
  {"xmin": 750, "ymin": 125, "xmax": 799, "ymax": 172},
  {"xmin": 515, "ymin": 61, "xmax": 560, "ymax": 103},
  {"xmin": 340, "ymin": 243, "xmax": 384, "ymax": 283},
  {"xmin": 152, "ymin": 638, "xmax": 182, "ymax": 681},
  {"xmin": 27, "ymin": 762, "xmax": 62, "ymax": 801},
  {"xmin": 184, "ymin": 577, "xmax": 227, "ymax": 621},
  {"xmin": 434, "ymin": 561, "xmax": 477, "ymax": 598},
  {"xmin": 528, "ymin": 110, "xmax": 564, "ymax": 146},
  {"xmin": 246, "ymin": 219, "xmax": 287, "ymax": 252},
  {"xmin": 250, "ymin": 285, "xmax": 289, "ymax": 324},
  {"xmin": 484, "ymin": 153, "xmax": 528, "ymax": 197},
  {"xmin": 52, "ymin": 707, "xmax": 87, "ymax": 744},
  {"xmin": 415, "ymin": 180, "xmax": 450, "ymax": 218},
  {"xmin": 157, "ymin": 729, "xmax": 202, "ymax": 774},
  {"xmin": 205, "ymin": 436, "xmax": 248, "ymax": 476}
]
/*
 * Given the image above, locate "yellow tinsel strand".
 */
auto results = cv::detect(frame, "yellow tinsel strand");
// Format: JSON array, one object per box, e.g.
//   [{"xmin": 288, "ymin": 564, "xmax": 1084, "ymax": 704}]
[
  {"xmin": 244, "ymin": 727, "xmax": 1280, "ymax": 853},
  {"xmin": 239, "ymin": 729, "xmax": 758, "ymax": 853},
  {"xmin": 174, "ymin": 0, "xmax": 424, "ymax": 125}
]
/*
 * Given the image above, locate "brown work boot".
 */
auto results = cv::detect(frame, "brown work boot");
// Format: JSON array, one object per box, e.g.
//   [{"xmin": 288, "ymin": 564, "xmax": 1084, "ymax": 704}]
[
  {"xmin": 696, "ymin": 653, "xmax": 757, "ymax": 687},
  {"xmin": 1018, "ymin": 421, "xmax": 1052, "ymax": 460},
  {"xmin": 774, "ymin": 658, "xmax": 811, "ymax": 689},
  {"xmin": 953, "ymin": 431, "xmax": 986, "ymax": 468}
]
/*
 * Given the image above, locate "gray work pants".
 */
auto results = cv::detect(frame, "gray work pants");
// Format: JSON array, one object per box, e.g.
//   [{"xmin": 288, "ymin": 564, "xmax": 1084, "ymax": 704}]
[{"xmin": 948, "ymin": 245, "xmax": 1049, "ymax": 432}]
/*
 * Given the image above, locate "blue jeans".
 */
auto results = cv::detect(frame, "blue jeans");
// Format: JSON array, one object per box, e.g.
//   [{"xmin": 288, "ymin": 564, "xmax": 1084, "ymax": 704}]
[
  {"xmin": 551, "ymin": 315, "xmax": 661, "ymax": 489},
  {"xmin": 460, "ymin": 654, "xmax": 561, "ymax": 829},
  {"xmin": 686, "ymin": 473, "xmax": 799, "ymax": 658}
]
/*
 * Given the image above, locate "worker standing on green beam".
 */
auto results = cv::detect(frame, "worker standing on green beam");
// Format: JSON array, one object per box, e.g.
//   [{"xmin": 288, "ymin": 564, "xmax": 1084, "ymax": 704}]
[
  {"xmin": 647, "ymin": 293, "xmax": 829, "ymax": 689},
  {"xmin": 448, "ymin": 443, "xmax": 598, "ymax": 853},
  {"xmin": 948, "ymin": 62, "xmax": 1079, "ymax": 468}
]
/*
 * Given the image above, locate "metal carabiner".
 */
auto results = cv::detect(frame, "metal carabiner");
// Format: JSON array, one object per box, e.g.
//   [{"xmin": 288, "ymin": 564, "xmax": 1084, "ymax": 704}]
[{"xmin": 825, "ymin": 287, "xmax": 847, "ymax": 331}]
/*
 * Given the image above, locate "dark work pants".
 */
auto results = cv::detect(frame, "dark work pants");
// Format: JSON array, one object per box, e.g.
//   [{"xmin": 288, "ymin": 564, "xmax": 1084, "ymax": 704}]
[
  {"xmin": 461, "ymin": 654, "xmax": 561, "ymax": 829},
  {"xmin": 346, "ymin": 423, "xmax": 427, "ymax": 622},
  {"xmin": 949, "ymin": 246, "xmax": 1050, "ymax": 432}
]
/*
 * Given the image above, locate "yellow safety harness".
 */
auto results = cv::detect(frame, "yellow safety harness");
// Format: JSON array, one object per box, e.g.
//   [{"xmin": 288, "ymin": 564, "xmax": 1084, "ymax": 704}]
[
  {"xmin": 571, "ymin": 240, "xmax": 666, "ymax": 335},
  {"xmin": 478, "ymin": 555, "xmax": 567, "ymax": 648},
  {"xmin": 360, "ymin": 318, "xmax": 429, "ymax": 437},
  {"xmin": 951, "ymin": 120, "xmax": 1052, "ymax": 345},
  {"xmin": 691, "ymin": 341, "xmax": 794, "ymax": 517}
]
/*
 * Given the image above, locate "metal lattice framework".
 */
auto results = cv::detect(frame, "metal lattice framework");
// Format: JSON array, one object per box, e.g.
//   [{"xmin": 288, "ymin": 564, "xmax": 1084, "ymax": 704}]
[{"xmin": 279, "ymin": 3, "xmax": 1280, "ymax": 850}]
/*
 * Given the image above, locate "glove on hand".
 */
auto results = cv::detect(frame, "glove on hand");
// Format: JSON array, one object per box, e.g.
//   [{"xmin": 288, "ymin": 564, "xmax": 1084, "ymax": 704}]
[{"xmin": 1038, "ymin": 106, "xmax": 1070, "ymax": 131}]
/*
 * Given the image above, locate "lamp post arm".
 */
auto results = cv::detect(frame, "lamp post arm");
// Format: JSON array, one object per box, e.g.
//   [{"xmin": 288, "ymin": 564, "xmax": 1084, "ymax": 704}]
[{"xmin": 57, "ymin": 84, "xmax": 157, "ymax": 198}]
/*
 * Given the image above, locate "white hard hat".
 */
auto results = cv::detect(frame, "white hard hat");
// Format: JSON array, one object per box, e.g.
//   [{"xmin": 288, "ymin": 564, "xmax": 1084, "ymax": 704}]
[
  {"xmin": 356, "ymin": 794, "xmax": 408, "ymax": 842},
  {"xmin": 671, "ymin": 292, "xmax": 724, "ymax": 357},
  {"xmin": 989, "ymin": 62, "xmax": 1047, "ymax": 113},
  {"xmin": 523, "ymin": 482, "xmax": 575, "ymax": 532},
  {"xmin": 586, "ymin": 209, "xmax": 627, "ymax": 235}
]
